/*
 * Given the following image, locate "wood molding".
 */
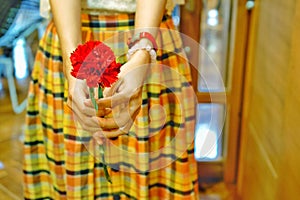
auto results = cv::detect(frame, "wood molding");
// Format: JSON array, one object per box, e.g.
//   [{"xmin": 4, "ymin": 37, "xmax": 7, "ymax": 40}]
[
  {"xmin": 180, "ymin": 0, "xmax": 202, "ymax": 92},
  {"xmin": 236, "ymin": 0, "xmax": 260, "ymax": 195},
  {"xmin": 223, "ymin": 0, "xmax": 251, "ymax": 184},
  {"xmin": 197, "ymin": 92, "xmax": 228, "ymax": 104}
]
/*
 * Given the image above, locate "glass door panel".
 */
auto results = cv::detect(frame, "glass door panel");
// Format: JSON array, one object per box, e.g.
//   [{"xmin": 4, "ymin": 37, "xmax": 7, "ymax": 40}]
[
  {"xmin": 195, "ymin": 103, "xmax": 226, "ymax": 161},
  {"xmin": 195, "ymin": 0, "xmax": 232, "ymax": 162},
  {"xmin": 198, "ymin": 0, "xmax": 232, "ymax": 92}
]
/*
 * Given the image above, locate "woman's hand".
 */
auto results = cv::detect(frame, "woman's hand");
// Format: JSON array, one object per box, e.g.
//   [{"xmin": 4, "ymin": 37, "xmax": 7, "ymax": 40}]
[
  {"xmin": 85, "ymin": 50, "xmax": 151, "ymax": 139},
  {"xmin": 65, "ymin": 54, "xmax": 109, "ymax": 133},
  {"xmin": 67, "ymin": 77, "xmax": 105, "ymax": 133}
]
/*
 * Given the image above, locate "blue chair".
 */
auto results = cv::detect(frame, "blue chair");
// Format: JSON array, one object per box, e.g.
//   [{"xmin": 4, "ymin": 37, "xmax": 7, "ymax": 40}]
[{"xmin": 0, "ymin": 0, "xmax": 44, "ymax": 114}]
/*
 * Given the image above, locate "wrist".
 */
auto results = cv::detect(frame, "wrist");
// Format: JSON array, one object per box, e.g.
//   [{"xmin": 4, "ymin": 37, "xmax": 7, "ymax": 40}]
[
  {"xmin": 62, "ymin": 47, "xmax": 78, "ymax": 81},
  {"xmin": 127, "ymin": 39, "xmax": 157, "ymax": 63},
  {"xmin": 128, "ymin": 32, "xmax": 158, "ymax": 51},
  {"xmin": 127, "ymin": 31, "xmax": 158, "ymax": 63},
  {"xmin": 131, "ymin": 49, "xmax": 151, "ymax": 61},
  {"xmin": 119, "ymin": 49, "xmax": 151, "ymax": 79}
]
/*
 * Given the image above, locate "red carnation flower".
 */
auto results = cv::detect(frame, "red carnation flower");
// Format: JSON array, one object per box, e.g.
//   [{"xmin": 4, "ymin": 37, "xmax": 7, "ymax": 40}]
[
  {"xmin": 70, "ymin": 41, "xmax": 121, "ymax": 88},
  {"xmin": 99, "ymin": 60, "xmax": 122, "ymax": 87}
]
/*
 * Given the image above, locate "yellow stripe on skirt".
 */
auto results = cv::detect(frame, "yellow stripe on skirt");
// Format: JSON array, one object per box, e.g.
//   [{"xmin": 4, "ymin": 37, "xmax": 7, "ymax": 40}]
[{"xmin": 23, "ymin": 13, "xmax": 199, "ymax": 200}]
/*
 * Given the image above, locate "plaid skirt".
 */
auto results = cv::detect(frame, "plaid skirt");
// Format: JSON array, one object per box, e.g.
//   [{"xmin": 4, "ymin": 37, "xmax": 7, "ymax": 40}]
[{"xmin": 23, "ymin": 13, "xmax": 199, "ymax": 200}]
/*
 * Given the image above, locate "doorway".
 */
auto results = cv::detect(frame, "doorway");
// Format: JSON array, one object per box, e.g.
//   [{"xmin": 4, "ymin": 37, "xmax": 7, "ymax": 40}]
[{"xmin": 180, "ymin": 0, "xmax": 252, "ymax": 186}]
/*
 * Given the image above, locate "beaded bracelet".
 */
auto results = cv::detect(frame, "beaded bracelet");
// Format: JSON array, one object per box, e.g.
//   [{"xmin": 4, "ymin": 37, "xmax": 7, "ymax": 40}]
[
  {"xmin": 126, "ymin": 42, "xmax": 157, "ymax": 63},
  {"xmin": 127, "ymin": 32, "xmax": 158, "ymax": 51}
]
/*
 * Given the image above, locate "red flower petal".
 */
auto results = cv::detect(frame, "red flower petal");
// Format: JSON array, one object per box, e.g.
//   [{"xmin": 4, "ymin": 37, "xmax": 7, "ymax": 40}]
[{"xmin": 70, "ymin": 41, "xmax": 122, "ymax": 88}]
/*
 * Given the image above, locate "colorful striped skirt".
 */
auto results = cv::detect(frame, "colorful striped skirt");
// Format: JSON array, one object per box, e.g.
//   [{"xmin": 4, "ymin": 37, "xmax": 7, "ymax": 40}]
[{"xmin": 23, "ymin": 13, "xmax": 199, "ymax": 200}]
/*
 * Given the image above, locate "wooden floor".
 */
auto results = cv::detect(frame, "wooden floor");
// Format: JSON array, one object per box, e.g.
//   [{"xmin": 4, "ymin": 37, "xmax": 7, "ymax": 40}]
[
  {"xmin": 0, "ymin": 76, "xmax": 236, "ymax": 200},
  {"xmin": 0, "ymin": 77, "xmax": 28, "ymax": 200}
]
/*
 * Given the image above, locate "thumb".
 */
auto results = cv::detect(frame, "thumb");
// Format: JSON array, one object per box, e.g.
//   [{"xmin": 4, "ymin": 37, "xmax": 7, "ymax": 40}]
[{"xmin": 103, "ymin": 87, "xmax": 112, "ymax": 97}]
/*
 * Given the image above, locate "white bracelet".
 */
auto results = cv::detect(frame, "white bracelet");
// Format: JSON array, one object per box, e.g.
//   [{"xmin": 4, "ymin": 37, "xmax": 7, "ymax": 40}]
[{"xmin": 126, "ymin": 42, "xmax": 157, "ymax": 63}]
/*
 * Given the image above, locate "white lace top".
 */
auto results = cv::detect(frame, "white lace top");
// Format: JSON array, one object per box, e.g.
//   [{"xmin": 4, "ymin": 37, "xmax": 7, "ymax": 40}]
[
  {"xmin": 82, "ymin": 0, "xmax": 136, "ymax": 13},
  {"xmin": 40, "ymin": 0, "xmax": 184, "ymax": 18}
]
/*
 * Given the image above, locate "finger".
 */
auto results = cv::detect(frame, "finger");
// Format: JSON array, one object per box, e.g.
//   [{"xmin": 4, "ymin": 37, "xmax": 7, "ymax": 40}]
[
  {"xmin": 101, "ymin": 128, "xmax": 128, "ymax": 138},
  {"xmin": 84, "ymin": 100, "xmax": 111, "ymax": 116},
  {"xmin": 130, "ymin": 104, "xmax": 142, "ymax": 121},
  {"xmin": 93, "ymin": 96, "xmax": 113, "ymax": 108},
  {"xmin": 69, "ymin": 96, "xmax": 96, "ymax": 116},
  {"xmin": 103, "ymin": 87, "xmax": 112, "ymax": 97},
  {"xmin": 109, "ymin": 78, "xmax": 124, "ymax": 94},
  {"xmin": 105, "ymin": 78, "xmax": 124, "ymax": 97},
  {"xmin": 68, "ymin": 88, "xmax": 89, "ymax": 102},
  {"xmin": 96, "ymin": 87, "xmax": 142, "ymax": 108},
  {"xmin": 129, "ymin": 90, "xmax": 143, "ymax": 108},
  {"xmin": 99, "ymin": 108, "xmax": 112, "ymax": 117},
  {"xmin": 93, "ymin": 131, "xmax": 105, "ymax": 145},
  {"xmin": 100, "ymin": 117, "xmax": 134, "ymax": 138},
  {"xmin": 94, "ymin": 116, "xmax": 121, "ymax": 130},
  {"xmin": 93, "ymin": 106, "xmax": 129, "ymax": 130},
  {"xmin": 83, "ymin": 99, "xmax": 95, "ymax": 108},
  {"xmin": 73, "ymin": 113, "xmax": 104, "ymax": 132},
  {"xmin": 114, "ymin": 103, "xmax": 140, "ymax": 127},
  {"xmin": 97, "ymin": 102, "xmax": 141, "ymax": 131},
  {"xmin": 69, "ymin": 101, "xmax": 105, "ymax": 132},
  {"xmin": 82, "ymin": 106, "xmax": 98, "ymax": 116},
  {"xmin": 67, "ymin": 97, "xmax": 72, "ymax": 109}
]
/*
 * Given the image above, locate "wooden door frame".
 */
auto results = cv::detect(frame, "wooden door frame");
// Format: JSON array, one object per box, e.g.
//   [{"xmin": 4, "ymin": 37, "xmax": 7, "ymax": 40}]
[
  {"xmin": 180, "ymin": 0, "xmax": 202, "ymax": 92},
  {"xmin": 223, "ymin": 0, "xmax": 253, "ymax": 184},
  {"xmin": 180, "ymin": 0, "xmax": 226, "ymax": 184},
  {"xmin": 180, "ymin": 0, "xmax": 253, "ymax": 185},
  {"xmin": 235, "ymin": 0, "xmax": 260, "ymax": 196}
]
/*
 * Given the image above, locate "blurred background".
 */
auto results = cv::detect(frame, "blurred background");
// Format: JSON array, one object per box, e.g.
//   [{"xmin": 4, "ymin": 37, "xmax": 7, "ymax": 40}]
[
  {"xmin": 1, "ymin": 0, "xmax": 300, "ymax": 199},
  {"xmin": 0, "ymin": 0, "xmax": 45, "ymax": 198}
]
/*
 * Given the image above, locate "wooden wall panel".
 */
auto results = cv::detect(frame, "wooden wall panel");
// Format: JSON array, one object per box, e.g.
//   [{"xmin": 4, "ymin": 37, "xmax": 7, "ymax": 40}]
[
  {"xmin": 242, "ymin": 125, "xmax": 278, "ymax": 200},
  {"xmin": 242, "ymin": 0, "xmax": 296, "ymax": 182},
  {"xmin": 279, "ymin": 1, "xmax": 300, "ymax": 198},
  {"xmin": 238, "ymin": 0, "xmax": 300, "ymax": 199}
]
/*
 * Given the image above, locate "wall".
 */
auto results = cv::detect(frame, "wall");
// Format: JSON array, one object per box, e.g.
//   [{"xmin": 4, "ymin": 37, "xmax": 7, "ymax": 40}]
[{"xmin": 238, "ymin": 0, "xmax": 300, "ymax": 199}]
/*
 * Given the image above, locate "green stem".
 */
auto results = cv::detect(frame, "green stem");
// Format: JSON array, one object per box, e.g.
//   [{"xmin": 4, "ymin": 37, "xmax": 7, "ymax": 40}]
[
  {"xmin": 94, "ymin": 85, "xmax": 111, "ymax": 183},
  {"xmin": 100, "ymin": 145, "xmax": 112, "ymax": 183},
  {"xmin": 98, "ymin": 134, "xmax": 111, "ymax": 183},
  {"xmin": 89, "ymin": 88, "xmax": 98, "ymax": 111},
  {"xmin": 98, "ymin": 85, "xmax": 103, "ymax": 99}
]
